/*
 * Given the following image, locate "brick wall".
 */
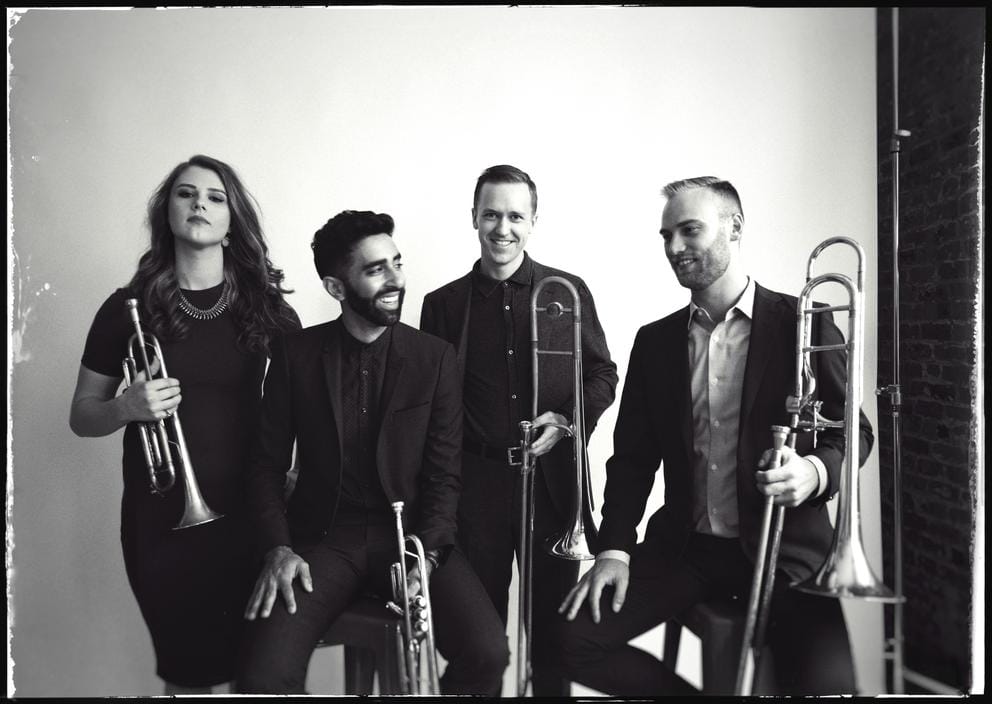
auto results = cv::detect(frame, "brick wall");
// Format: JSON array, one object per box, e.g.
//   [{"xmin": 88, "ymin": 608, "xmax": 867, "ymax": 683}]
[{"xmin": 875, "ymin": 7, "xmax": 983, "ymax": 692}]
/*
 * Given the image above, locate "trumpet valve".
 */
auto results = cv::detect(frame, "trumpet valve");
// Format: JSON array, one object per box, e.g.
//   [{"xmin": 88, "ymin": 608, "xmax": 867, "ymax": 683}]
[
  {"xmin": 785, "ymin": 395, "xmax": 803, "ymax": 415},
  {"xmin": 545, "ymin": 301, "xmax": 565, "ymax": 318}
]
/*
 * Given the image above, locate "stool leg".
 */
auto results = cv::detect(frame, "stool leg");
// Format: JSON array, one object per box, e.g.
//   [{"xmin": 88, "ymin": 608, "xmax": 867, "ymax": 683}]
[
  {"xmin": 662, "ymin": 621, "xmax": 683, "ymax": 670},
  {"xmin": 376, "ymin": 623, "xmax": 402, "ymax": 694},
  {"xmin": 700, "ymin": 620, "xmax": 743, "ymax": 695},
  {"xmin": 344, "ymin": 645, "xmax": 376, "ymax": 695}
]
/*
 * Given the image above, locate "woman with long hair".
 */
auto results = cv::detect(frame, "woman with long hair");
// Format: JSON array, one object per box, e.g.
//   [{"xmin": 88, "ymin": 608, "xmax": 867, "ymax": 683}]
[{"xmin": 70, "ymin": 155, "xmax": 300, "ymax": 694}]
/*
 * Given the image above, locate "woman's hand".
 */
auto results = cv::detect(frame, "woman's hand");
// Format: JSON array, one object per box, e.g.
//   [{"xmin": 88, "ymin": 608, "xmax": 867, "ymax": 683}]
[{"xmin": 119, "ymin": 365, "xmax": 182, "ymax": 422}]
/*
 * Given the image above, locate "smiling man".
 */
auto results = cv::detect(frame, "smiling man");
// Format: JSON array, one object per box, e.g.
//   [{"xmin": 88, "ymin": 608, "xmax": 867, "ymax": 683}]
[
  {"xmin": 237, "ymin": 210, "xmax": 507, "ymax": 695},
  {"xmin": 556, "ymin": 177, "xmax": 873, "ymax": 695},
  {"xmin": 420, "ymin": 165, "xmax": 617, "ymax": 696}
]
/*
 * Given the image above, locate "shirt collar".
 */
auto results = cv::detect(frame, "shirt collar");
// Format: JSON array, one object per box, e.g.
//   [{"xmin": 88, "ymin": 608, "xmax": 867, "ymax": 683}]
[
  {"xmin": 340, "ymin": 320, "xmax": 393, "ymax": 356},
  {"xmin": 687, "ymin": 276, "xmax": 756, "ymax": 329},
  {"xmin": 471, "ymin": 251, "xmax": 534, "ymax": 296}
]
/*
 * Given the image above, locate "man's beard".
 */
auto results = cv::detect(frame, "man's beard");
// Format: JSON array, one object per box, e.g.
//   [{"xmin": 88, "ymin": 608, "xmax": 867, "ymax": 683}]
[{"xmin": 345, "ymin": 283, "xmax": 405, "ymax": 327}]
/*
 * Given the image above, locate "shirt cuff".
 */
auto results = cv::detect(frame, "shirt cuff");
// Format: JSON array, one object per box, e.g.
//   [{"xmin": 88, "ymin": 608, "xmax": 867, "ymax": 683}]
[
  {"xmin": 805, "ymin": 454, "xmax": 828, "ymax": 498},
  {"xmin": 597, "ymin": 549, "xmax": 631, "ymax": 566}
]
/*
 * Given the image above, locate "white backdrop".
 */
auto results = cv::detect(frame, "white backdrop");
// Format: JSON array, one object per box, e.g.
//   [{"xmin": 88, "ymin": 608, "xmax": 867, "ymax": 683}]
[{"xmin": 7, "ymin": 6, "xmax": 881, "ymax": 696}]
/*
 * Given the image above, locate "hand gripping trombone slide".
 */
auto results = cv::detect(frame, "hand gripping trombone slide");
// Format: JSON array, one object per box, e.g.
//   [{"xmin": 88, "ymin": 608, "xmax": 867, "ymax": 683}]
[
  {"xmin": 386, "ymin": 501, "xmax": 441, "ymax": 695},
  {"xmin": 121, "ymin": 298, "xmax": 222, "ymax": 530},
  {"xmin": 515, "ymin": 276, "xmax": 599, "ymax": 697},
  {"xmin": 734, "ymin": 238, "xmax": 902, "ymax": 695}
]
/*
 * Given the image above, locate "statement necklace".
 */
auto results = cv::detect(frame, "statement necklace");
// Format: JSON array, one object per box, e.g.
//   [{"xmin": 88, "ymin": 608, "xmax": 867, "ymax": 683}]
[{"xmin": 177, "ymin": 283, "xmax": 230, "ymax": 320}]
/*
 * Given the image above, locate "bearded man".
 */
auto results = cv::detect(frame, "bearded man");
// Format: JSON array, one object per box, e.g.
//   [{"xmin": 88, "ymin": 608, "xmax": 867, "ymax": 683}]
[{"xmin": 237, "ymin": 210, "xmax": 508, "ymax": 695}]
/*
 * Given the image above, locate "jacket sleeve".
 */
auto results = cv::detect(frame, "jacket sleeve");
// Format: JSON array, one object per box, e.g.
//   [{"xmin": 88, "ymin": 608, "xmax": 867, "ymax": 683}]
[
  {"xmin": 804, "ymin": 306, "xmax": 875, "ymax": 504},
  {"xmin": 597, "ymin": 327, "xmax": 663, "ymax": 553},
  {"xmin": 419, "ymin": 293, "xmax": 441, "ymax": 338},
  {"xmin": 414, "ymin": 341, "xmax": 463, "ymax": 552},
  {"xmin": 576, "ymin": 278, "xmax": 619, "ymax": 437},
  {"xmin": 246, "ymin": 334, "xmax": 297, "ymax": 554}
]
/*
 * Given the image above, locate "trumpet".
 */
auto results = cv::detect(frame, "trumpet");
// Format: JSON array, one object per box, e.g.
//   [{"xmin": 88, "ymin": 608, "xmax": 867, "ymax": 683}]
[
  {"xmin": 386, "ymin": 501, "xmax": 440, "ymax": 695},
  {"xmin": 516, "ymin": 275, "xmax": 598, "ymax": 697},
  {"xmin": 121, "ymin": 298, "xmax": 222, "ymax": 530},
  {"xmin": 735, "ymin": 237, "xmax": 900, "ymax": 695}
]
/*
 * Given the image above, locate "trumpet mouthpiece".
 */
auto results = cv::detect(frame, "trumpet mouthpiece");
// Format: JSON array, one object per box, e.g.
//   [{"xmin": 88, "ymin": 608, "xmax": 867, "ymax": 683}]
[{"xmin": 770, "ymin": 425, "xmax": 790, "ymax": 450}]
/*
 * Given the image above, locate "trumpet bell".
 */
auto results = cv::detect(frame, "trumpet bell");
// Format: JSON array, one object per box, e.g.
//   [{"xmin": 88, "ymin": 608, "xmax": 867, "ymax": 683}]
[
  {"xmin": 792, "ymin": 533, "xmax": 903, "ymax": 602},
  {"xmin": 545, "ymin": 517, "xmax": 597, "ymax": 560},
  {"xmin": 175, "ymin": 501, "xmax": 223, "ymax": 529}
]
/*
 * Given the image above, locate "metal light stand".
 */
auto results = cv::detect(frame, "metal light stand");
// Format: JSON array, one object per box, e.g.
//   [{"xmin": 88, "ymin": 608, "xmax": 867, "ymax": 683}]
[{"xmin": 876, "ymin": 6, "xmax": 910, "ymax": 695}]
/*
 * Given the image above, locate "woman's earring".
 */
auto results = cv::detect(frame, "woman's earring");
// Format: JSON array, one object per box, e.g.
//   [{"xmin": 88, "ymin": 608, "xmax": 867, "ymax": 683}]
[{"xmin": 222, "ymin": 235, "xmax": 230, "ymax": 248}]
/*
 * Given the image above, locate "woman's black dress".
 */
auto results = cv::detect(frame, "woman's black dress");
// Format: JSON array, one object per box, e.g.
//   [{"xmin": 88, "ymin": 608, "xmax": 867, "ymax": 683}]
[{"xmin": 82, "ymin": 284, "xmax": 269, "ymax": 687}]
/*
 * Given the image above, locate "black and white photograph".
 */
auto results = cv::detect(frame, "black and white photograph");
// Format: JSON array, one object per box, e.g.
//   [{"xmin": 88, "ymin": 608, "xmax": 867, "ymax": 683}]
[{"xmin": 6, "ymin": 5, "xmax": 984, "ymax": 697}]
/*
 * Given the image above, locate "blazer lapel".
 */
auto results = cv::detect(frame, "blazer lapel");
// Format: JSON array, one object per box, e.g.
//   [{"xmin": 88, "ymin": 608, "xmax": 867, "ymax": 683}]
[
  {"xmin": 379, "ymin": 327, "xmax": 408, "ymax": 440},
  {"xmin": 673, "ymin": 310, "xmax": 694, "ymax": 463},
  {"xmin": 322, "ymin": 322, "xmax": 345, "ymax": 465},
  {"xmin": 740, "ymin": 284, "xmax": 782, "ymax": 430}
]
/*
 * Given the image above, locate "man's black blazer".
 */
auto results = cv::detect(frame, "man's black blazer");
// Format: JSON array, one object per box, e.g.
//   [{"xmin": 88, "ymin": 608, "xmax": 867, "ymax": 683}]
[
  {"xmin": 246, "ymin": 319, "xmax": 462, "ymax": 556},
  {"xmin": 420, "ymin": 255, "xmax": 618, "ymax": 519},
  {"xmin": 597, "ymin": 283, "xmax": 874, "ymax": 583}
]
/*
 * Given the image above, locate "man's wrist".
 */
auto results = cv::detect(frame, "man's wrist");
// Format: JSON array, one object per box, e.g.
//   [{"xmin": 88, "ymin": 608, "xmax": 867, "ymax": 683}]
[{"xmin": 596, "ymin": 549, "xmax": 630, "ymax": 566}]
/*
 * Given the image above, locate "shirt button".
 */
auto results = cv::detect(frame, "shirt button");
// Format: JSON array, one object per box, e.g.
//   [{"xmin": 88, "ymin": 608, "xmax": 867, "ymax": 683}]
[
  {"xmin": 504, "ymin": 305, "xmax": 511, "ymax": 311},
  {"xmin": 711, "ymin": 508, "xmax": 718, "ymax": 514},
  {"xmin": 713, "ymin": 420, "xmax": 721, "ymax": 428},
  {"xmin": 511, "ymin": 394, "xmax": 517, "ymax": 400},
  {"xmin": 710, "ymin": 464, "xmax": 718, "ymax": 471},
  {"xmin": 503, "ymin": 282, "xmax": 509, "ymax": 288},
  {"xmin": 361, "ymin": 408, "xmax": 367, "ymax": 414},
  {"xmin": 362, "ymin": 370, "xmax": 369, "ymax": 376},
  {"xmin": 508, "ymin": 349, "xmax": 514, "ymax": 355},
  {"xmin": 711, "ymin": 378, "xmax": 718, "ymax": 386}
]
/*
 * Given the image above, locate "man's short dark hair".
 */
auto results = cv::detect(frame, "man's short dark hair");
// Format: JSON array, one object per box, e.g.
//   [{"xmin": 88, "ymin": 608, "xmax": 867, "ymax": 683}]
[
  {"xmin": 473, "ymin": 164, "xmax": 538, "ymax": 215},
  {"xmin": 311, "ymin": 210, "xmax": 395, "ymax": 278},
  {"xmin": 661, "ymin": 177, "xmax": 744, "ymax": 220}
]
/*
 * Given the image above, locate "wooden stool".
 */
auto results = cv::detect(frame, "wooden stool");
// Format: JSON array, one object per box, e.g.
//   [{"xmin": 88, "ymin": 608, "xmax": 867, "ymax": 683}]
[
  {"xmin": 317, "ymin": 595, "xmax": 403, "ymax": 695},
  {"xmin": 662, "ymin": 597, "xmax": 775, "ymax": 695}
]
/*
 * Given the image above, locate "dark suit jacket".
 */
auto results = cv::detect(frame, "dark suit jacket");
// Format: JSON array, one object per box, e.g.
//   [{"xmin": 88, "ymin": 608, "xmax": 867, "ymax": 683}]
[
  {"xmin": 419, "ymin": 256, "xmax": 618, "ymax": 518},
  {"xmin": 246, "ymin": 319, "xmax": 463, "ymax": 556},
  {"xmin": 597, "ymin": 283, "xmax": 874, "ymax": 583}
]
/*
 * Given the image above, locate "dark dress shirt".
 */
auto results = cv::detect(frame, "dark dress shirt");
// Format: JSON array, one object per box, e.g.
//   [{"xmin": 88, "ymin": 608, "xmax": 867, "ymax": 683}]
[
  {"xmin": 464, "ymin": 256, "xmax": 535, "ymax": 447},
  {"xmin": 338, "ymin": 326, "xmax": 391, "ymax": 513}
]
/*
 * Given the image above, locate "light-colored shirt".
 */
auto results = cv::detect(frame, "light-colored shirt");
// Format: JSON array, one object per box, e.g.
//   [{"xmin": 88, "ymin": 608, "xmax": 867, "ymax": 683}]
[
  {"xmin": 687, "ymin": 279, "xmax": 755, "ymax": 536},
  {"xmin": 597, "ymin": 278, "xmax": 826, "ymax": 566}
]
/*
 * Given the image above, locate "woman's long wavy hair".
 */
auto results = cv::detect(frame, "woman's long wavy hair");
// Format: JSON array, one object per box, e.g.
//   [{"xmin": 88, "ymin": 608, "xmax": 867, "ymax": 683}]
[{"xmin": 126, "ymin": 155, "xmax": 298, "ymax": 353}]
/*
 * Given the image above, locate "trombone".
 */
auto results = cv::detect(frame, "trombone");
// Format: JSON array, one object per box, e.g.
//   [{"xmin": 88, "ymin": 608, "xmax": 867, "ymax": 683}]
[
  {"xmin": 735, "ymin": 237, "xmax": 901, "ymax": 695},
  {"xmin": 516, "ymin": 276, "xmax": 599, "ymax": 697},
  {"xmin": 121, "ymin": 298, "xmax": 223, "ymax": 530},
  {"xmin": 386, "ymin": 501, "xmax": 441, "ymax": 695}
]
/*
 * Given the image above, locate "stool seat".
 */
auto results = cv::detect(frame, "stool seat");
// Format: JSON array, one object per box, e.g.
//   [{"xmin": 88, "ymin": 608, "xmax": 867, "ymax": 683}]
[
  {"xmin": 662, "ymin": 597, "xmax": 775, "ymax": 695},
  {"xmin": 317, "ymin": 594, "xmax": 403, "ymax": 695}
]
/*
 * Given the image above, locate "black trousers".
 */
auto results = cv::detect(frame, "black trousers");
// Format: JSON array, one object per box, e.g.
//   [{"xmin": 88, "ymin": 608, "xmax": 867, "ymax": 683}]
[
  {"xmin": 556, "ymin": 532, "xmax": 856, "ymax": 696},
  {"xmin": 458, "ymin": 450, "xmax": 580, "ymax": 697},
  {"xmin": 236, "ymin": 511, "xmax": 508, "ymax": 695}
]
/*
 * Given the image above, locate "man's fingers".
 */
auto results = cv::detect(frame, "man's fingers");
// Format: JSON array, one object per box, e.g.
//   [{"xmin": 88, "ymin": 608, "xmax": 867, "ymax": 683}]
[
  {"xmin": 612, "ymin": 576, "xmax": 628, "ymax": 613},
  {"xmin": 278, "ymin": 578, "xmax": 297, "ymax": 616},
  {"xmin": 259, "ymin": 582, "xmax": 278, "ymax": 619},
  {"xmin": 299, "ymin": 561, "xmax": 313, "ymax": 592},
  {"xmin": 559, "ymin": 581, "xmax": 583, "ymax": 614},
  {"xmin": 244, "ymin": 582, "xmax": 263, "ymax": 620},
  {"xmin": 588, "ymin": 579, "xmax": 604, "ymax": 624},
  {"xmin": 564, "ymin": 582, "xmax": 590, "ymax": 621}
]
